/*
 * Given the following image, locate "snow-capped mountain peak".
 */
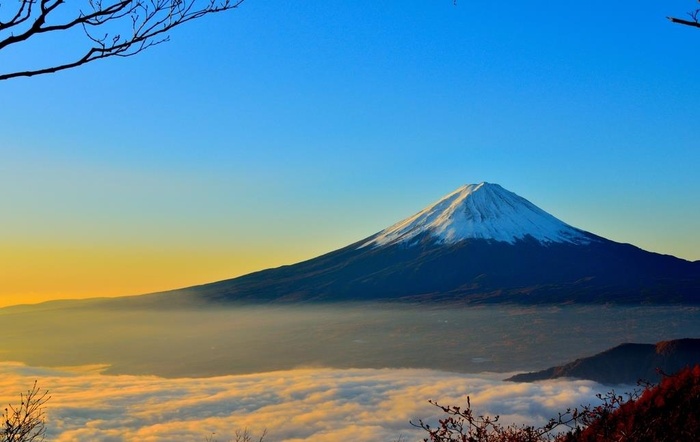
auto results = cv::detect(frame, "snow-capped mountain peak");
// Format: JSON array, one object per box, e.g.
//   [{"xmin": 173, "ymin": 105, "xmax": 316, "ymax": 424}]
[{"xmin": 360, "ymin": 182, "xmax": 594, "ymax": 248}]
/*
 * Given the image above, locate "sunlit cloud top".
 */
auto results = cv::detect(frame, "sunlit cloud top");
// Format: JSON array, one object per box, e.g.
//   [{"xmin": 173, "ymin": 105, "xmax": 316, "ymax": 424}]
[{"xmin": 0, "ymin": 362, "xmax": 609, "ymax": 441}]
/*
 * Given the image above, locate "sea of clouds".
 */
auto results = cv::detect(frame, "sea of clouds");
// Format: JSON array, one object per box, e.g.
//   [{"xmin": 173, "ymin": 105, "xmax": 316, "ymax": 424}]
[{"xmin": 0, "ymin": 362, "xmax": 611, "ymax": 441}]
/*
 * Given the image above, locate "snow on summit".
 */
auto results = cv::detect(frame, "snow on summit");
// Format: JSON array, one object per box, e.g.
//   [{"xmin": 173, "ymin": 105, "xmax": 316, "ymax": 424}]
[{"xmin": 361, "ymin": 182, "xmax": 594, "ymax": 248}]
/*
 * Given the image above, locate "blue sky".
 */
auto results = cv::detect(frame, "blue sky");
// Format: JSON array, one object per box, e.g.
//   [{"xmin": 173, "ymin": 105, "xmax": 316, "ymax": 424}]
[{"xmin": 1, "ymin": 0, "xmax": 698, "ymax": 305}]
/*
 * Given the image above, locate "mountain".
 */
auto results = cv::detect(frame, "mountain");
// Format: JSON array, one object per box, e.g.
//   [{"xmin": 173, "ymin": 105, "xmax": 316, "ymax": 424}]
[
  {"xmin": 506, "ymin": 338, "xmax": 700, "ymax": 384},
  {"xmin": 132, "ymin": 182, "xmax": 700, "ymax": 305}
]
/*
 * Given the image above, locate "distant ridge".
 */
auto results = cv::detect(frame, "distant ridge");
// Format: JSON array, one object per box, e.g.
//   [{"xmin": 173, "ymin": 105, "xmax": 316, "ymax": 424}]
[
  {"xmin": 118, "ymin": 182, "xmax": 700, "ymax": 306},
  {"xmin": 506, "ymin": 338, "xmax": 700, "ymax": 385}
]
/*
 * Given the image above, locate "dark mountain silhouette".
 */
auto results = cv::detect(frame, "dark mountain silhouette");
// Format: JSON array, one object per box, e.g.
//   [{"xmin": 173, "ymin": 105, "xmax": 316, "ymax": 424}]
[
  {"xmin": 124, "ymin": 182, "xmax": 700, "ymax": 306},
  {"xmin": 506, "ymin": 338, "xmax": 700, "ymax": 384}
]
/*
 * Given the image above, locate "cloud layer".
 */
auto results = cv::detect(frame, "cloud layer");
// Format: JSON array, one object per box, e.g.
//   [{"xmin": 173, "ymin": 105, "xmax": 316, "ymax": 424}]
[{"xmin": 0, "ymin": 362, "xmax": 609, "ymax": 441}]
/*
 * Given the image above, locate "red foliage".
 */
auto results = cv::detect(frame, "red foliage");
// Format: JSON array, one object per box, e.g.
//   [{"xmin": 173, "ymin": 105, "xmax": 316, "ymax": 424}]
[
  {"xmin": 417, "ymin": 366, "xmax": 700, "ymax": 442},
  {"xmin": 570, "ymin": 365, "xmax": 700, "ymax": 442}
]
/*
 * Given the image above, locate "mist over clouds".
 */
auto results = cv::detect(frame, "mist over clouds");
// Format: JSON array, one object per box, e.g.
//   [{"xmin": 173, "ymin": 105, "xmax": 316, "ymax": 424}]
[
  {"xmin": 0, "ymin": 362, "xmax": 607, "ymax": 442},
  {"xmin": 2, "ymin": 304, "xmax": 699, "ymax": 378}
]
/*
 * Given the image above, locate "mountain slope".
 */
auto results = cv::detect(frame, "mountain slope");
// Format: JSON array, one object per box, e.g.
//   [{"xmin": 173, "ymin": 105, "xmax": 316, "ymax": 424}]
[{"xmin": 131, "ymin": 182, "xmax": 700, "ymax": 305}]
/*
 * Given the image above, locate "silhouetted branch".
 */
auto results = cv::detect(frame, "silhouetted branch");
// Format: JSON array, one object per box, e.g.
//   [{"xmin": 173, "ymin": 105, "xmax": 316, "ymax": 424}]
[
  {"xmin": 668, "ymin": 16, "xmax": 700, "ymax": 28},
  {"xmin": 2, "ymin": 381, "xmax": 49, "ymax": 442},
  {"xmin": 0, "ymin": 0, "xmax": 245, "ymax": 80},
  {"xmin": 411, "ymin": 396, "xmax": 585, "ymax": 442},
  {"xmin": 668, "ymin": 3, "xmax": 700, "ymax": 28}
]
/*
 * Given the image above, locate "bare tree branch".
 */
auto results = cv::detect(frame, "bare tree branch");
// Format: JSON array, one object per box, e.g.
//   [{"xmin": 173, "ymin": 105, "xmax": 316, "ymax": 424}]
[
  {"xmin": 668, "ymin": 3, "xmax": 700, "ymax": 29},
  {"xmin": 2, "ymin": 380, "xmax": 49, "ymax": 442},
  {"xmin": 0, "ymin": 0, "xmax": 245, "ymax": 80},
  {"xmin": 668, "ymin": 16, "xmax": 700, "ymax": 29}
]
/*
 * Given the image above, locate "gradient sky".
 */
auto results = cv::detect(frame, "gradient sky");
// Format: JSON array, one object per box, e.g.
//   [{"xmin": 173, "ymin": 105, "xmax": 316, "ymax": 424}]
[{"xmin": 1, "ymin": 0, "xmax": 699, "ymax": 307}]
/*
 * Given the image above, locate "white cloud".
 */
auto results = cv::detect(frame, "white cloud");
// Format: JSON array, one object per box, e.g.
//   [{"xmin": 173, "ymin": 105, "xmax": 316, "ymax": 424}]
[{"xmin": 0, "ymin": 362, "xmax": 607, "ymax": 441}]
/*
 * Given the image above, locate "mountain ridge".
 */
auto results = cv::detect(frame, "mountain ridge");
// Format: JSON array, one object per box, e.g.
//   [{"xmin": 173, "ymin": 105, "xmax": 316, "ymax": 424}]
[{"xmin": 506, "ymin": 338, "xmax": 700, "ymax": 385}]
